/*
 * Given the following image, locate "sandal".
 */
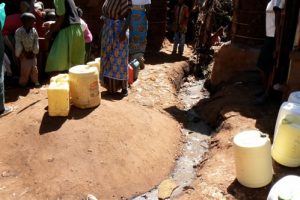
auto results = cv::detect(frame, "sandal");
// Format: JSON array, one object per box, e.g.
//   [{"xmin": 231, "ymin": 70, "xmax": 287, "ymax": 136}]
[{"xmin": 0, "ymin": 106, "xmax": 13, "ymax": 118}]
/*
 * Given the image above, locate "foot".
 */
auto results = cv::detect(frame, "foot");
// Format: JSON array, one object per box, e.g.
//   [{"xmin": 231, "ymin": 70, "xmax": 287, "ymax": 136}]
[
  {"xmin": 0, "ymin": 106, "xmax": 13, "ymax": 118},
  {"xmin": 121, "ymin": 89, "xmax": 128, "ymax": 97},
  {"xmin": 254, "ymin": 94, "xmax": 268, "ymax": 105}
]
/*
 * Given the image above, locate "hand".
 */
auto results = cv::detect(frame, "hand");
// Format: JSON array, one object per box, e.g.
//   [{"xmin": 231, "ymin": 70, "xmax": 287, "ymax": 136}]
[
  {"xmin": 42, "ymin": 21, "xmax": 55, "ymax": 29},
  {"xmin": 45, "ymin": 30, "xmax": 53, "ymax": 41}
]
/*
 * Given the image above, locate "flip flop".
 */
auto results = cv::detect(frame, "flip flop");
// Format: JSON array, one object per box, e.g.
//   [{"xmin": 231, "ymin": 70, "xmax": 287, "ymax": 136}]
[{"xmin": 0, "ymin": 106, "xmax": 13, "ymax": 118}]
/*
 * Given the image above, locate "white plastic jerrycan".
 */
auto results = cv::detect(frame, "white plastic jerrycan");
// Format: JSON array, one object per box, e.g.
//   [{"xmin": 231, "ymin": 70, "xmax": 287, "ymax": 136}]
[{"xmin": 233, "ymin": 130, "xmax": 273, "ymax": 188}]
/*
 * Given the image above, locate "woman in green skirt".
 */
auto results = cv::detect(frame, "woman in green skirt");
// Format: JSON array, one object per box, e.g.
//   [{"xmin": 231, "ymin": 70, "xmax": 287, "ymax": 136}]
[{"xmin": 45, "ymin": 0, "xmax": 85, "ymax": 73}]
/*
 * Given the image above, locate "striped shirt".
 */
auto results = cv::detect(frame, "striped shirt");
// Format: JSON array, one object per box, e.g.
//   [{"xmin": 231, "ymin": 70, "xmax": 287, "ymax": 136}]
[{"xmin": 102, "ymin": 0, "xmax": 132, "ymax": 20}]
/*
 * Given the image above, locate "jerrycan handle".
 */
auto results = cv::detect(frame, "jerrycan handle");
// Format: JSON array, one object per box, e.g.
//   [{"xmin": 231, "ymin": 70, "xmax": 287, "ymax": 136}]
[{"xmin": 260, "ymin": 133, "xmax": 268, "ymax": 138}]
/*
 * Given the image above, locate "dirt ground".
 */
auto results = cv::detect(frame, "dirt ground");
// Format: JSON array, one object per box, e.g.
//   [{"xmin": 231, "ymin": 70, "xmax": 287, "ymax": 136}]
[
  {"xmin": 178, "ymin": 71, "xmax": 300, "ymax": 200},
  {"xmin": 0, "ymin": 42, "xmax": 194, "ymax": 200}
]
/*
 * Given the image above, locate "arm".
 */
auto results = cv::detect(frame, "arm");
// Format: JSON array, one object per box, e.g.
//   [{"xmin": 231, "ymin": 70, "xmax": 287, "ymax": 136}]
[
  {"xmin": 145, "ymin": 4, "xmax": 151, "ymax": 19},
  {"xmin": 3, "ymin": 35, "xmax": 14, "ymax": 53},
  {"xmin": 33, "ymin": 29, "xmax": 39, "ymax": 55},
  {"xmin": 45, "ymin": 15, "xmax": 64, "ymax": 39},
  {"xmin": 45, "ymin": 0, "xmax": 65, "ymax": 39},
  {"xmin": 119, "ymin": 8, "xmax": 131, "ymax": 42},
  {"xmin": 274, "ymin": 7, "xmax": 282, "ymax": 37},
  {"xmin": 14, "ymin": 31, "xmax": 23, "ymax": 58}
]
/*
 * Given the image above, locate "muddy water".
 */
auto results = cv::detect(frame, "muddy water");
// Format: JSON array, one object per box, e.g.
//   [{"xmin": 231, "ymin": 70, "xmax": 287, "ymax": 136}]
[{"xmin": 132, "ymin": 76, "xmax": 211, "ymax": 199}]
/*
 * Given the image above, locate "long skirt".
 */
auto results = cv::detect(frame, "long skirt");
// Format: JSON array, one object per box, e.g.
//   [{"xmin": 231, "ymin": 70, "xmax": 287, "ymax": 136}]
[
  {"xmin": 129, "ymin": 9, "xmax": 148, "ymax": 56},
  {"xmin": 100, "ymin": 17, "xmax": 128, "ymax": 93},
  {"xmin": 45, "ymin": 24, "xmax": 85, "ymax": 72}
]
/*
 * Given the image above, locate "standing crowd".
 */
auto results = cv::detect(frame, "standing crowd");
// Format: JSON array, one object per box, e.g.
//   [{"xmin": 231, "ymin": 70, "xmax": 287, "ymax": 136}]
[{"xmin": 0, "ymin": 0, "xmax": 191, "ymax": 117}]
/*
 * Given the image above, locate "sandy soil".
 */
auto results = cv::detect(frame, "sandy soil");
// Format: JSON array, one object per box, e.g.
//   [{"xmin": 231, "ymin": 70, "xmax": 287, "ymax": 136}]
[
  {"xmin": 0, "ymin": 88, "xmax": 182, "ymax": 200},
  {"xmin": 0, "ymin": 42, "xmax": 193, "ymax": 200}
]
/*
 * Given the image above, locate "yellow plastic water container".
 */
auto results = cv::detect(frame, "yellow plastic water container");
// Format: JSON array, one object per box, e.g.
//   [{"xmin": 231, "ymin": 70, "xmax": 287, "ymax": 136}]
[
  {"xmin": 272, "ymin": 115, "xmax": 300, "ymax": 167},
  {"xmin": 95, "ymin": 57, "xmax": 101, "ymax": 66},
  {"xmin": 267, "ymin": 175, "xmax": 300, "ymax": 200},
  {"xmin": 274, "ymin": 102, "xmax": 300, "ymax": 141},
  {"xmin": 47, "ymin": 74, "xmax": 70, "ymax": 117},
  {"xmin": 87, "ymin": 61, "xmax": 100, "ymax": 74},
  {"xmin": 233, "ymin": 130, "xmax": 273, "ymax": 188},
  {"xmin": 288, "ymin": 91, "xmax": 300, "ymax": 105},
  {"xmin": 69, "ymin": 65, "xmax": 100, "ymax": 109}
]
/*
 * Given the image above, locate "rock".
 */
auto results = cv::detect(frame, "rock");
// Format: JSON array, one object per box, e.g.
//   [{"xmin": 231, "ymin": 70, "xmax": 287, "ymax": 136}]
[
  {"xmin": 158, "ymin": 179, "xmax": 178, "ymax": 200},
  {"xmin": 86, "ymin": 194, "xmax": 98, "ymax": 200}
]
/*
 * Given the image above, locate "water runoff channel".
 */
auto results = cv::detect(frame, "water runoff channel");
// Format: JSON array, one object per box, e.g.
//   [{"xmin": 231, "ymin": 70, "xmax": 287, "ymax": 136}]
[{"xmin": 133, "ymin": 76, "xmax": 211, "ymax": 200}]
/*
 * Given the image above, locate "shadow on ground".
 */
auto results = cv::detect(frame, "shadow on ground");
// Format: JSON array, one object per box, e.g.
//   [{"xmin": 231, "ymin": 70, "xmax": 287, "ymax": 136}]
[
  {"xmin": 164, "ymin": 106, "xmax": 211, "ymax": 135},
  {"xmin": 145, "ymin": 51, "xmax": 189, "ymax": 65},
  {"xmin": 193, "ymin": 70, "xmax": 281, "ymax": 135},
  {"xmin": 39, "ymin": 107, "xmax": 96, "ymax": 135}
]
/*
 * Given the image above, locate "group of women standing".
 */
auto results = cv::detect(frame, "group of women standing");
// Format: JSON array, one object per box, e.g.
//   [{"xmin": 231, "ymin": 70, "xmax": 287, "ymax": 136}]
[
  {"xmin": 46, "ymin": 0, "xmax": 151, "ymax": 97},
  {"xmin": 100, "ymin": 0, "xmax": 151, "ymax": 96}
]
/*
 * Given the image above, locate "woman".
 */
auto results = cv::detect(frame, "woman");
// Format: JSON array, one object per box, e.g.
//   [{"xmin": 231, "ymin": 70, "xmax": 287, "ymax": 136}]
[
  {"xmin": 129, "ymin": 0, "xmax": 151, "ymax": 66},
  {"xmin": 45, "ymin": 0, "xmax": 85, "ymax": 73},
  {"xmin": 100, "ymin": 0, "xmax": 132, "ymax": 96}
]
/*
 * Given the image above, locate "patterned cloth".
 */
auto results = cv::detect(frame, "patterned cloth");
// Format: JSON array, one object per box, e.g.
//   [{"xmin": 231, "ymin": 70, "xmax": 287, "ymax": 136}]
[
  {"xmin": 102, "ymin": 0, "xmax": 132, "ymax": 20},
  {"xmin": 15, "ymin": 27, "xmax": 39, "ymax": 57},
  {"xmin": 100, "ymin": 17, "xmax": 128, "ymax": 81},
  {"xmin": 129, "ymin": 9, "xmax": 148, "ymax": 56}
]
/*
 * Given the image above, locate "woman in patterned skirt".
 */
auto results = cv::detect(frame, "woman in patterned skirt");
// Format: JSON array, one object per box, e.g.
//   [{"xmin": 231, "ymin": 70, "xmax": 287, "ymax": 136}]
[
  {"xmin": 100, "ymin": 0, "xmax": 132, "ymax": 96},
  {"xmin": 129, "ymin": 0, "xmax": 151, "ymax": 68}
]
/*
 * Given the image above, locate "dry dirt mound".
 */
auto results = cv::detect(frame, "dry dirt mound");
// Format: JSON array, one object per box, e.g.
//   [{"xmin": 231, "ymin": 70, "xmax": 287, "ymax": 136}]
[{"xmin": 0, "ymin": 89, "xmax": 181, "ymax": 200}]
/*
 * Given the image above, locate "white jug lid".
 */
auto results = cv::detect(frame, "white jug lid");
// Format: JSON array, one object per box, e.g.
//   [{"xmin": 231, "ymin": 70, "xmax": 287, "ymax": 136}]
[
  {"xmin": 288, "ymin": 91, "xmax": 300, "ymax": 105},
  {"xmin": 234, "ymin": 130, "xmax": 269, "ymax": 148},
  {"xmin": 69, "ymin": 65, "xmax": 97, "ymax": 75}
]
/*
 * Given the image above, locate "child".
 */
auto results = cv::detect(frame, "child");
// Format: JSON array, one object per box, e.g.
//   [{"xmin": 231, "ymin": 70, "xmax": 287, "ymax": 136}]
[
  {"xmin": 172, "ymin": 0, "xmax": 189, "ymax": 55},
  {"xmin": 77, "ymin": 8, "xmax": 93, "ymax": 62},
  {"xmin": 15, "ymin": 12, "xmax": 40, "ymax": 87}
]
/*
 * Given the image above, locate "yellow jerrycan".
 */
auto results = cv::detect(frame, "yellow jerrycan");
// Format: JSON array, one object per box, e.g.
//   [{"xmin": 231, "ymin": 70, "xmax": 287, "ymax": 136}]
[
  {"xmin": 47, "ymin": 74, "xmax": 70, "ymax": 117},
  {"xmin": 274, "ymin": 102, "xmax": 300, "ymax": 141},
  {"xmin": 87, "ymin": 61, "xmax": 100, "ymax": 74},
  {"xmin": 233, "ymin": 130, "xmax": 273, "ymax": 188},
  {"xmin": 69, "ymin": 65, "xmax": 101, "ymax": 109},
  {"xmin": 272, "ymin": 114, "xmax": 300, "ymax": 167},
  {"xmin": 95, "ymin": 57, "xmax": 101, "ymax": 67}
]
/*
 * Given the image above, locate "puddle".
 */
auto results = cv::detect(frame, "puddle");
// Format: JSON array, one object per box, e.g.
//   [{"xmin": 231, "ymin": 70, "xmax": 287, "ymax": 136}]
[{"xmin": 133, "ymin": 76, "xmax": 211, "ymax": 200}]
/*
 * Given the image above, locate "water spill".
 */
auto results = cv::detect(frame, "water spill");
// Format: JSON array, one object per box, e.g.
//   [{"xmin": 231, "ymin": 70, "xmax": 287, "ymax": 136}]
[{"xmin": 133, "ymin": 76, "xmax": 211, "ymax": 200}]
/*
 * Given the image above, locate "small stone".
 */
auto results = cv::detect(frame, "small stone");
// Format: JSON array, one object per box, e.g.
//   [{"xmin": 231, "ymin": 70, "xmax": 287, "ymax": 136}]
[
  {"xmin": 48, "ymin": 158, "xmax": 55, "ymax": 162},
  {"xmin": 87, "ymin": 194, "xmax": 98, "ymax": 200},
  {"xmin": 158, "ymin": 179, "xmax": 178, "ymax": 200},
  {"xmin": 88, "ymin": 149, "xmax": 93, "ymax": 153}
]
